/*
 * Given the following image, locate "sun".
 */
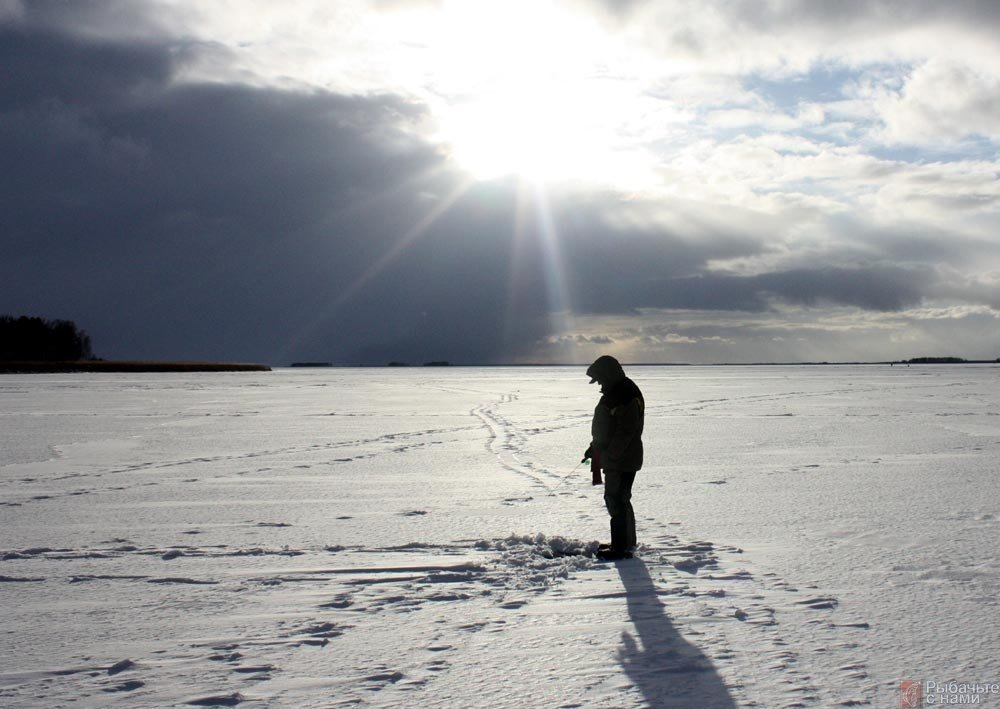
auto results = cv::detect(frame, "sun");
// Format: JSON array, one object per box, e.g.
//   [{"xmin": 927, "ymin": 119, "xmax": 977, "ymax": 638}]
[
  {"xmin": 442, "ymin": 83, "xmax": 598, "ymax": 182},
  {"xmin": 393, "ymin": 2, "xmax": 656, "ymax": 187}
]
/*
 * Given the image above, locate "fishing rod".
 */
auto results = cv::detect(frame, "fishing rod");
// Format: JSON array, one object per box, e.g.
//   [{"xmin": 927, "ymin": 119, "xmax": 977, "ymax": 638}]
[{"xmin": 549, "ymin": 456, "xmax": 589, "ymax": 492}]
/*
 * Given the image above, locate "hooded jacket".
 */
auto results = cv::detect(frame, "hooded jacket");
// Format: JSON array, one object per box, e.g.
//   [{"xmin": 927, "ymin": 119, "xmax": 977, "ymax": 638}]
[{"xmin": 587, "ymin": 356, "xmax": 644, "ymax": 472}]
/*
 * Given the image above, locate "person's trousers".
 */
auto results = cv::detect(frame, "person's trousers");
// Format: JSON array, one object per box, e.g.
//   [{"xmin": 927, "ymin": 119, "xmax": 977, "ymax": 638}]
[{"xmin": 603, "ymin": 469, "xmax": 637, "ymax": 551}]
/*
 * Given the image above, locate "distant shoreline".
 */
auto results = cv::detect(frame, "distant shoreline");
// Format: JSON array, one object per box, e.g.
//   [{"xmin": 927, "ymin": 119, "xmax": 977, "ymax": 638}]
[
  {"xmin": 0, "ymin": 361, "xmax": 271, "ymax": 373},
  {"xmin": 280, "ymin": 360, "xmax": 1000, "ymax": 369},
  {"xmin": 4, "ymin": 360, "xmax": 996, "ymax": 374},
  {"xmin": 493, "ymin": 361, "xmax": 1000, "ymax": 367}
]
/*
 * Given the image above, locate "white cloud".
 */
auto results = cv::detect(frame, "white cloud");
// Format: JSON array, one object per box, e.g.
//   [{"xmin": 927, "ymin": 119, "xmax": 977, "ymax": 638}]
[
  {"xmin": 874, "ymin": 59, "xmax": 1000, "ymax": 144},
  {"xmin": 704, "ymin": 108, "xmax": 801, "ymax": 131}
]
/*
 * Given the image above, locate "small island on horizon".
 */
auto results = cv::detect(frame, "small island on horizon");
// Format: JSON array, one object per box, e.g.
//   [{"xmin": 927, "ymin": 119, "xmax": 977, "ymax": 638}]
[{"xmin": 0, "ymin": 315, "xmax": 270, "ymax": 373}]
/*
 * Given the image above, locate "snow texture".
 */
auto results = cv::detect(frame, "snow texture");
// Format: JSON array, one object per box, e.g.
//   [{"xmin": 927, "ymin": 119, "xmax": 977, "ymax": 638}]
[{"xmin": 1, "ymin": 365, "xmax": 999, "ymax": 706}]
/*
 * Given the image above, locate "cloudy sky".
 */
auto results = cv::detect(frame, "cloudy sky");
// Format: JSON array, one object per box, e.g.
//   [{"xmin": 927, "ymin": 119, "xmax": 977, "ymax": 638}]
[{"xmin": 3, "ymin": 0, "xmax": 999, "ymax": 364}]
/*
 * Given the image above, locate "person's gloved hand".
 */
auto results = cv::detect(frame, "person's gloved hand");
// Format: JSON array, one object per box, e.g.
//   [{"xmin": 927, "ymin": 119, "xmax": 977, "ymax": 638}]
[{"xmin": 582, "ymin": 445, "xmax": 593, "ymax": 463}]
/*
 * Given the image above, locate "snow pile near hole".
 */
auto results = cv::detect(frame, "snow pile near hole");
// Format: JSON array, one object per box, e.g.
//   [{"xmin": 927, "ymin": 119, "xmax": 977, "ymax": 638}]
[{"xmin": 475, "ymin": 533, "xmax": 600, "ymax": 589}]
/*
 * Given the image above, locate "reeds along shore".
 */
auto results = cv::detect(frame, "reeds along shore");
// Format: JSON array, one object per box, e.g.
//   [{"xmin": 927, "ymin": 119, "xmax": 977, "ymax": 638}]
[{"xmin": 0, "ymin": 361, "xmax": 271, "ymax": 373}]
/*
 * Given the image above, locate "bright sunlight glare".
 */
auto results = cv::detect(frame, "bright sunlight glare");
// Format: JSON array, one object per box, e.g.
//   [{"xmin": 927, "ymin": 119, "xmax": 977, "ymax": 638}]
[
  {"xmin": 442, "ymin": 81, "xmax": 631, "ymax": 183},
  {"xmin": 376, "ymin": 1, "xmax": 659, "ymax": 186}
]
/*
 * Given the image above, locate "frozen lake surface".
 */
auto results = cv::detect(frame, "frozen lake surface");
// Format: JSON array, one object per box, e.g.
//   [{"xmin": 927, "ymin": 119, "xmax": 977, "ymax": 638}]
[{"xmin": 1, "ymin": 365, "xmax": 999, "ymax": 707}]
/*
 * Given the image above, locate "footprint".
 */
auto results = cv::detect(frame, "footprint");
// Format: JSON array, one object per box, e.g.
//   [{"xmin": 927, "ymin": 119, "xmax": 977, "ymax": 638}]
[
  {"xmin": 70, "ymin": 574, "xmax": 148, "ymax": 583},
  {"xmin": 103, "ymin": 680, "xmax": 145, "ymax": 692},
  {"xmin": 232, "ymin": 664, "xmax": 276, "ymax": 674},
  {"xmin": 187, "ymin": 693, "xmax": 244, "ymax": 707},
  {"xmin": 107, "ymin": 659, "xmax": 136, "ymax": 675},
  {"xmin": 498, "ymin": 595, "xmax": 528, "ymax": 608},
  {"xmin": 301, "ymin": 621, "xmax": 344, "ymax": 638},
  {"xmin": 426, "ymin": 660, "xmax": 450, "ymax": 672},
  {"xmin": 363, "ymin": 671, "xmax": 405, "ymax": 690},
  {"xmin": 672, "ymin": 556, "xmax": 716, "ymax": 574},
  {"xmin": 318, "ymin": 595, "xmax": 353, "ymax": 609},
  {"xmin": 208, "ymin": 653, "xmax": 243, "ymax": 662},
  {"xmin": 796, "ymin": 597, "xmax": 838, "ymax": 610}
]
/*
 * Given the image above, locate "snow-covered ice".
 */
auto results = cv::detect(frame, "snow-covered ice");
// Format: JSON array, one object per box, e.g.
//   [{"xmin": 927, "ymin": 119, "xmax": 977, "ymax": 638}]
[{"xmin": 1, "ymin": 365, "xmax": 999, "ymax": 707}]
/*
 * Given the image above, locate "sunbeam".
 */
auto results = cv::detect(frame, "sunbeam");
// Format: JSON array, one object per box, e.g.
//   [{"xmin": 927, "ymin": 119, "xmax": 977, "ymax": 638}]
[
  {"xmin": 329, "ymin": 179, "xmax": 474, "ymax": 311},
  {"xmin": 275, "ymin": 175, "xmax": 476, "ymax": 363},
  {"xmin": 530, "ymin": 183, "xmax": 575, "ymax": 361},
  {"xmin": 501, "ymin": 180, "xmax": 533, "ymax": 358}
]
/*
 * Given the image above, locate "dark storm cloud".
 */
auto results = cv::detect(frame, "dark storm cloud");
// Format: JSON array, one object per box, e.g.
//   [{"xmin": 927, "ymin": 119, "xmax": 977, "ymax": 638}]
[
  {"xmin": 0, "ymin": 20, "xmax": 564, "ymax": 363},
  {"xmin": 0, "ymin": 12, "xmax": 954, "ymax": 364},
  {"xmin": 568, "ymin": 258, "xmax": 927, "ymax": 315},
  {"xmin": 555, "ymin": 207, "xmax": 931, "ymax": 315},
  {"xmin": 3, "ymin": 0, "xmax": 178, "ymax": 38},
  {"xmin": 0, "ymin": 27, "xmax": 172, "ymax": 110}
]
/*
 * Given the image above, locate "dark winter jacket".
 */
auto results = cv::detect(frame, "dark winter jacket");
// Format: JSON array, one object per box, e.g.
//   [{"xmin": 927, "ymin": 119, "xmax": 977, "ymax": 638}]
[{"xmin": 590, "ymin": 368, "xmax": 644, "ymax": 472}]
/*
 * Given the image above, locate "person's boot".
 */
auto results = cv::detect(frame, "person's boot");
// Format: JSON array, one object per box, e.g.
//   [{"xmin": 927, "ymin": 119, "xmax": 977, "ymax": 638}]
[{"xmin": 596, "ymin": 547, "xmax": 633, "ymax": 561}]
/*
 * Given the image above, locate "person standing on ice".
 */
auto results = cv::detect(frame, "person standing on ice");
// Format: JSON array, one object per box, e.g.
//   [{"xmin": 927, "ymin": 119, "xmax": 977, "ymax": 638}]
[{"xmin": 584, "ymin": 355, "xmax": 644, "ymax": 561}]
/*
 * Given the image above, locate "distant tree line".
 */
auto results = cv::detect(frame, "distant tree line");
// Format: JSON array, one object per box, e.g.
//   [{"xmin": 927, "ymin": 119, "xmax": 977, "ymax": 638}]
[
  {"xmin": 0, "ymin": 315, "xmax": 94, "ymax": 361},
  {"xmin": 386, "ymin": 361, "xmax": 451, "ymax": 367},
  {"xmin": 905, "ymin": 356, "xmax": 967, "ymax": 364},
  {"xmin": 898, "ymin": 356, "xmax": 1000, "ymax": 364}
]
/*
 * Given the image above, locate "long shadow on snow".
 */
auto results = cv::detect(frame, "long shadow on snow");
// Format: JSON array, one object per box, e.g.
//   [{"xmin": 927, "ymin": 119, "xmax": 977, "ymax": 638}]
[{"xmin": 616, "ymin": 559, "xmax": 736, "ymax": 708}]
